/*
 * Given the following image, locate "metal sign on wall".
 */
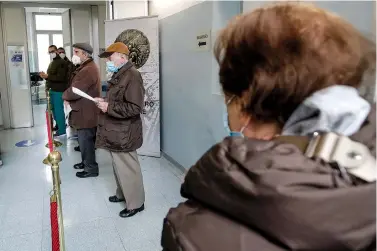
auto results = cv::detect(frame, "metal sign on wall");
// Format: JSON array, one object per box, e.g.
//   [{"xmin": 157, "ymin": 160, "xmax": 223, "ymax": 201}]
[
  {"xmin": 104, "ymin": 16, "xmax": 160, "ymax": 157},
  {"xmin": 195, "ymin": 30, "xmax": 211, "ymax": 51}
]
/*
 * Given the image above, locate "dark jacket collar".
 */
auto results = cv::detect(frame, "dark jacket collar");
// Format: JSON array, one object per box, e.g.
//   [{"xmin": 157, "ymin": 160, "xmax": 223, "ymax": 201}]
[
  {"xmin": 108, "ymin": 61, "xmax": 134, "ymax": 85},
  {"xmin": 70, "ymin": 58, "xmax": 93, "ymax": 81},
  {"xmin": 76, "ymin": 58, "xmax": 93, "ymax": 71},
  {"xmin": 53, "ymin": 56, "xmax": 63, "ymax": 61}
]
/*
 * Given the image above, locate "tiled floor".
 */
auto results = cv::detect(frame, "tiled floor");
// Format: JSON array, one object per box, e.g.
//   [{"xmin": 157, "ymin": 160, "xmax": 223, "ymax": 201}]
[{"xmin": 0, "ymin": 104, "xmax": 185, "ymax": 251}]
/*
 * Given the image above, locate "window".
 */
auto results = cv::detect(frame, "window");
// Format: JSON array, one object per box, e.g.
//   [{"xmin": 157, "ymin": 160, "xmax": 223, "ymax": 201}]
[
  {"xmin": 36, "ymin": 34, "xmax": 50, "ymax": 73},
  {"xmin": 34, "ymin": 14, "xmax": 64, "ymax": 72},
  {"xmin": 35, "ymin": 15, "xmax": 62, "ymax": 31},
  {"xmin": 52, "ymin": 34, "xmax": 63, "ymax": 48}
]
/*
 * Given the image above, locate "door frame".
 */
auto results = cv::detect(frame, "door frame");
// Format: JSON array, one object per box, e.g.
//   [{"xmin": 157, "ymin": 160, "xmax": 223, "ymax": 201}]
[{"xmin": 32, "ymin": 12, "xmax": 63, "ymax": 72}]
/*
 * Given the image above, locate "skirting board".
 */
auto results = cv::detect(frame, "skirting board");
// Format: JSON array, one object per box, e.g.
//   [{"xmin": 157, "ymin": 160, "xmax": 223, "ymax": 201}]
[{"xmin": 161, "ymin": 151, "xmax": 187, "ymax": 175}]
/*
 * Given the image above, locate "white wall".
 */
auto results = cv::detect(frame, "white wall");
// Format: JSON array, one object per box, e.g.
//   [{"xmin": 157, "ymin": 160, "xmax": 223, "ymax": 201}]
[
  {"xmin": 71, "ymin": 8, "xmax": 91, "ymax": 44},
  {"xmin": 98, "ymin": 5, "xmax": 107, "ymax": 81},
  {"xmin": 149, "ymin": 0, "xmax": 205, "ymax": 19},
  {"xmin": 0, "ymin": 7, "xmax": 9, "ymax": 128},
  {"xmin": 91, "ymin": 5, "xmax": 99, "ymax": 66},
  {"xmin": 62, "ymin": 10, "xmax": 71, "ymax": 45},
  {"xmin": 113, "ymin": 0, "xmax": 147, "ymax": 19},
  {"xmin": 1, "ymin": 5, "xmax": 33, "ymax": 128}
]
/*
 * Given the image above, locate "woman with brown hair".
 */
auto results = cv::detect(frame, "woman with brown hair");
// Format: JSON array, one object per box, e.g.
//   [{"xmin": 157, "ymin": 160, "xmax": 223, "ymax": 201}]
[{"xmin": 161, "ymin": 3, "xmax": 376, "ymax": 251}]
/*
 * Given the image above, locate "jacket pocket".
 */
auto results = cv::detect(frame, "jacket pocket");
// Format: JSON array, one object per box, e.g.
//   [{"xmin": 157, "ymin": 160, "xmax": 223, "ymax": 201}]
[
  {"xmin": 104, "ymin": 123, "xmax": 130, "ymax": 149},
  {"xmin": 110, "ymin": 85, "xmax": 125, "ymax": 102}
]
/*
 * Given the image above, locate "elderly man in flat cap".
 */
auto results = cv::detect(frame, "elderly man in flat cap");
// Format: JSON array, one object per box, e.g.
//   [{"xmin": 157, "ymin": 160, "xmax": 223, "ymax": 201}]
[
  {"xmin": 94, "ymin": 42, "xmax": 145, "ymax": 218},
  {"xmin": 63, "ymin": 43, "xmax": 101, "ymax": 178}
]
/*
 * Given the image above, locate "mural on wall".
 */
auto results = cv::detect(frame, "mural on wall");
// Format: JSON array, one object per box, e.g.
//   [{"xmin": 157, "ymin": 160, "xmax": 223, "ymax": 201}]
[{"xmin": 115, "ymin": 29, "xmax": 150, "ymax": 69}]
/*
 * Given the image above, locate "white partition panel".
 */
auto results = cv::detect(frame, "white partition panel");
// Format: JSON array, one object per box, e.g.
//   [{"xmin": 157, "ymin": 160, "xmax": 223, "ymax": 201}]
[{"xmin": 2, "ymin": 6, "xmax": 33, "ymax": 128}]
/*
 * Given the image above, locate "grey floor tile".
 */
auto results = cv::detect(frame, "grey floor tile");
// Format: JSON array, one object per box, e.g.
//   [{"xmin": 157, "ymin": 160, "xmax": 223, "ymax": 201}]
[
  {"xmin": 60, "ymin": 192, "xmax": 112, "ymax": 227},
  {"xmin": 42, "ymin": 219, "xmax": 126, "ymax": 251},
  {"xmin": 0, "ymin": 105, "xmax": 185, "ymax": 250},
  {"xmin": 0, "ymin": 232, "xmax": 42, "ymax": 251},
  {"xmin": 115, "ymin": 212, "xmax": 164, "ymax": 251},
  {"xmin": 0, "ymin": 199, "xmax": 43, "ymax": 239}
]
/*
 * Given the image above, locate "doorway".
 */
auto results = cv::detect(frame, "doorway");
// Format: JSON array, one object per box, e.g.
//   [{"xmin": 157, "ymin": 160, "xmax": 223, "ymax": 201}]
[
  {"xmin": 25, "ymin": 9, "xmax": 67, "ymax": 127},
  {"xmin": 35, "ymin": 14, "xmax": 64, "ymax": 74}
]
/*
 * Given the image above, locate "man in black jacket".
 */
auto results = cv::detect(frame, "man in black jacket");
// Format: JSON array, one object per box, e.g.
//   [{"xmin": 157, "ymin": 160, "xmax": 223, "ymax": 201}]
[
  {"xmin": 40, "ymin": 45, "xmax": 68, "ymax": 136},
  {"xmin": 57, "ymin": 47, "xmax": 76, "ymax": 83}
]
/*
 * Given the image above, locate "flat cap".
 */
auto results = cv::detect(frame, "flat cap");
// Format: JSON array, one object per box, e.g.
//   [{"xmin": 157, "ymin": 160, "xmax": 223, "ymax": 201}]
[
  {"xmin": 99, "ymin": 42, "xmax": 129, "ymax": 58},
  {"xmin": 72, "ymin": 43, "xmax": 93, "ymax": 55}
]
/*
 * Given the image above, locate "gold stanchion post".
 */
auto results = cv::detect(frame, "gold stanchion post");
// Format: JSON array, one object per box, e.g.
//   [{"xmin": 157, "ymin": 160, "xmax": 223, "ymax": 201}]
[{"xmin": 48, "ymin": 151, "xmax": 65, "ymax": 251}]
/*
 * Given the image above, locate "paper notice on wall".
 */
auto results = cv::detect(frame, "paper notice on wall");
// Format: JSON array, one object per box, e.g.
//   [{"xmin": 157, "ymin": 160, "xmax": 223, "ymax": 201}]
[
  {"xmin": 10, "ymin": 50, "xmax": 24, "ymax": 68},
  {"xmin": 7, "ymin": 45, "xmax": 27, "ymax": 90}
]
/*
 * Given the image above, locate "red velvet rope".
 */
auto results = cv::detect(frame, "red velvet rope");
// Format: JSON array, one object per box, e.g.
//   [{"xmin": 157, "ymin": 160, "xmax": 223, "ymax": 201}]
[
  {"xmin": 50, "ymin": 201, "xmax": 60, "ymax": 251},
  {"xmin": 45, "ymin": 111, "xmax": 53, "ymax": 152}
]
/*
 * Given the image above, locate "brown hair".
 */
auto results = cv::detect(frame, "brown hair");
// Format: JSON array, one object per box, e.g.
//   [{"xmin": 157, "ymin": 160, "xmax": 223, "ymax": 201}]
[{"xmin": 215, "ymin": 3, "xmax": 376, "ymax": 126}]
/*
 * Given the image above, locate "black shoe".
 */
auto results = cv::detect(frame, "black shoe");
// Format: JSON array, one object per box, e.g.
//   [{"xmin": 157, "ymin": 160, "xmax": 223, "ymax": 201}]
[
  {"xmin": 76, "ymin": 171, "xmax": 98, "ymax": 178},
  {"xmin": 109, "ymin": 196, "xmax": 125, "ymax": 203},
  {"xmin": 119, "ymin": 204, "xmax": 144, "ymax": 218},
  {"xmin": 74, "ymin": 146, "xmax": 80, "ymax": 152},
  {"xmin": 53, "ymin": 126, "xmax": 58, "ymax": 132},
  {"xmin": 73, "ymin": 163, "xmax": 84, "ymax": 170}
]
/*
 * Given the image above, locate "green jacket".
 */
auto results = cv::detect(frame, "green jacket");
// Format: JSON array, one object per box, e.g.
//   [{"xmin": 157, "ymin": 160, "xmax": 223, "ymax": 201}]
[{"xmin": 46, "ymin": 57, "xmax": 68, "ymax": 92}]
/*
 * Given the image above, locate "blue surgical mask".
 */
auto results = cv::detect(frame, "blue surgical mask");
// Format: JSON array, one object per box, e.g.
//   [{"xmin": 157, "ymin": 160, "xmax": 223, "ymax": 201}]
[
  {"xmin": 223, "ymin": 96, "xmax": 249, "ymax": 137},
  {"xmin": 106, "ymin": 61, "xmax": 119, "ymax": 73}
]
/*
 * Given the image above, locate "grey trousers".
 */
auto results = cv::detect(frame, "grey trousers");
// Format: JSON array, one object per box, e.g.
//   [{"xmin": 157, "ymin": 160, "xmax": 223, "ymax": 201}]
[
  {"xmin": 110, "ymin": 150, "xmax": 145, "ymax": 210},
  {"xmin": 77, "ymin": 127, "xmax": 98, "ymax": 174}
]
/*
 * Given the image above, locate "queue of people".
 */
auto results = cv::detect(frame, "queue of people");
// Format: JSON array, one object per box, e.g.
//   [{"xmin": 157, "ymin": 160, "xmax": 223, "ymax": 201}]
[
  {"xmin": 40, "ymin": 41, "xmax": 146, "ymax": 218},
  {"xmin": 38, "ymin": 2, "xmax": 376, "ymax": 248},
  {"xmin": 39, "ymin": 45, "xmax": 68, "ymax": 136}
]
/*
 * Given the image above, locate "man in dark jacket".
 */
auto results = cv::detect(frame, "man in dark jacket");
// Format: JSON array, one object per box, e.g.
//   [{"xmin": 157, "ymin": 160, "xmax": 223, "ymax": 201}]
[
  {"xmin": 63, "ymin": 43, "xmax": 100, "ymax": 178},
  {"xmin": 58, "ymin": 47, "xmax": 80, "ymax": 145},
  {"xmin": 95, "ymin": 42, "xmax": 145, "ymax": 218},
  {"xmin": 57, "ymin": 47, "xmax": 75, "ymax": 85},
  {"xmin": 40, "ymin": 45, "xmax": 68, "ymax": 136}
]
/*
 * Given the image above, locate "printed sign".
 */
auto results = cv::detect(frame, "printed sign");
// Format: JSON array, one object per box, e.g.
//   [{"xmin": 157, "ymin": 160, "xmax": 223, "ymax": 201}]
[
  {"xmin": 195, "ymin": 30, "xmax": 211, "ymax": 51},
  {"xmin": 11, "ymin": 53, "xmax": 22, "ymax": 63}
]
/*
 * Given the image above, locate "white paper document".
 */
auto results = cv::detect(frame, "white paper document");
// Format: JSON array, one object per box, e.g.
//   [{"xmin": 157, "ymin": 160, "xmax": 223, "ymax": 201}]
[{"xmin": 72, "ymin": 87, "xmax": 96, "ymax": 102}]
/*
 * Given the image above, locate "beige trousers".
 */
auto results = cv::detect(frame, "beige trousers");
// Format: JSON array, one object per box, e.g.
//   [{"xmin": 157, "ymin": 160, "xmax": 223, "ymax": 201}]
[{"xmin": 109, "ymin": 150, "xmax": 145, "ymax": 210}]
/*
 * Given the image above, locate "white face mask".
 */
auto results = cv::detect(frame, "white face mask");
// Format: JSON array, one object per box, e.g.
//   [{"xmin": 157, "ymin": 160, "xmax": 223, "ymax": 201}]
[
  {"xmin": 59, "ymin": 53, "xmax": 66, "ymax": 59},
  {"xmin": 50, "ymin": 53, "xmax": 56, "ymax": 60},
  {"xmin": 71, "ymin": 55, "xmax": 81, "ymax": 65}
]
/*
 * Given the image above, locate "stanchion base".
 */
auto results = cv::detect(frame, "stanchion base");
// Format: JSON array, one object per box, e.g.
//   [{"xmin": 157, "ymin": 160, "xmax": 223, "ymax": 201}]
[{"xmin": 45, "ymin": 140, "xmax": 63, "ymax": 148}]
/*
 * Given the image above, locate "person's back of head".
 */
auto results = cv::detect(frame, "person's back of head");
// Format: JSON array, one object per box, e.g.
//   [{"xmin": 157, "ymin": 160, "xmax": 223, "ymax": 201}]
[
  {"xmin": 215, "ymin": 2, "xmax": 375, "ymax": 133},
  {"xmin": 161, "ymin": 3, "xmax": 376, "ymax": 251}
]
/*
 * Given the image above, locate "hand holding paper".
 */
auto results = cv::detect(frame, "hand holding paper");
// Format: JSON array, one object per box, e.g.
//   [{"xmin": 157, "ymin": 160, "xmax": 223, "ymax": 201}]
[
  {"xmin": 97, "ymin": 101, "xmax": 109, "ymax": 113},
  {"xmin": 72, "ymin": 87, "xmax": 97, "ymax": 103}
]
